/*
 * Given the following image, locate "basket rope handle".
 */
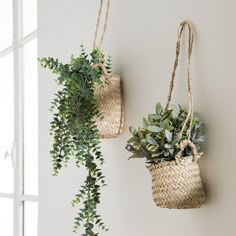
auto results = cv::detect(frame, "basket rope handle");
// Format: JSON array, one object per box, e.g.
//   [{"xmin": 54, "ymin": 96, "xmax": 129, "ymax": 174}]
[
  {"xmin": 93, "ymin": 0, "xmax": 110, "ymax": 50},
  {"xmin": 164, "ymin": 21, "xmax": 202, "ymax": 162},
  {"xmin": 175, "ymin": 139, "xmax": 202, "ymax": 163},
  {"xmin": 92, "ymin": 0, "xmax": 111, "ymax": 78},
  {"xmin": 165, "ymin": 20, "xmax": 194, "ymax": 140}
]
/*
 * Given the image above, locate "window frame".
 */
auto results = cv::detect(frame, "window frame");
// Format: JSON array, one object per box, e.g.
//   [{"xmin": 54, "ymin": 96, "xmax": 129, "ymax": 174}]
[{"xmin": 0, "ymin": 0, "xmax": 38, "ymax": 235}]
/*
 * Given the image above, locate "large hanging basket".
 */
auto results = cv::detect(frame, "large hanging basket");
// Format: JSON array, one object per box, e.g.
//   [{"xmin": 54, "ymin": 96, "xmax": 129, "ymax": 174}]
[
  {"xmin": 95, "ymin": 74, "xmax": 124, "ymax": 138},
  {"xmin": 147, "ymin": 21, "xmax": 205, "ymax": 209}
]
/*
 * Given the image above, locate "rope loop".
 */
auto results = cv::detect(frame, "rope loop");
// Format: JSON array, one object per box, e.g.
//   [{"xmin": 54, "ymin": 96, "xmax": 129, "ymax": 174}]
[
  {"xmin": 164, "ymin": 21, "xmax": 202, "ymax": 162},
  {"xmin": 93, "ymin": 0, "xmax": 110, "ymax": 50},
  {"xmin": 165, "ymin": 20, "xmax": 194, "ymax": 140}
]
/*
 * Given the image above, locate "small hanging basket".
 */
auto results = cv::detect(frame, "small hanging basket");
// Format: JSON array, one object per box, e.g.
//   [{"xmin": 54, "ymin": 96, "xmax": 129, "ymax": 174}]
[
  {"xmin": 147, "ymin": 21, "xmax": 205, "ymax": 209},
  {"xmin": 147, "ymin": 140, "xmax": 205, "ymax": 209},
  {"xmin": 93, "ymin": 0, "xmax": 124, "ymax": 139},
  {"xmin": 95, "ymin": 74, "xmax": 124, "ymax": 138}
]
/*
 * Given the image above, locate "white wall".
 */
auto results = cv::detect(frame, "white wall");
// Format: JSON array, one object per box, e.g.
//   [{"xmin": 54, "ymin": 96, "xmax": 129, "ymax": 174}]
[{"xmin": 38, "ymin": 0, "xmax": 236, "ymax": 235}]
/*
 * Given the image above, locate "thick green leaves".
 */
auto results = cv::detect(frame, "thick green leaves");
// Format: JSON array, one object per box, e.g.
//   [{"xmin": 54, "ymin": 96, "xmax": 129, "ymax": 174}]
[
  {"xmin": 146, "ymin": 137, "xmax": 158, "ymax": 145},
  {"xmin": 126, "ymin": 102, "xmax": 205, "ymax": 164},
  {"xmin": 129, "ymin": 126, "xmax": 136, "ymax": 135},
  {"xmin": 165, "ymin": 129, "xmax": 172, "ymax": 142},
  {"xmin": 147, "ymin": 126, "xmax": 162, "ymax": 133},
  {"xmin": 127, "ymin": 136, "xmax": 140, "ymax": 144},
  {"xmin": 156, "ymin": 102, "xmax": 163, "ymax": 115}
]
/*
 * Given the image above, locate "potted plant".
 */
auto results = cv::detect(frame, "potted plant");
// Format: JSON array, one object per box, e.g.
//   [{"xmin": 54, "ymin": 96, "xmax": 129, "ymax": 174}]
[
  {"xmin": 126, "ymin": 103, "xmax": 205, "ymax": 208},
  {"xmin": 126, "ymin": 21, "xmax": 205, "ymax": 209},
  {"xmin": 38, "ymin": 0, "xmax": 123, "ymax": 234}
]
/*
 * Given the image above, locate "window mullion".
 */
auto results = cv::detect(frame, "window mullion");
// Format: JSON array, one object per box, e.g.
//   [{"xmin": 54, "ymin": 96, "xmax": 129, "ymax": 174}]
[
  {"xmin": 20, "ymin": 195, "xmax": 38, "ymax": 202},
  {"xmin": 0, "ymin": 31, "xmax": 37, "ymax": 60},
  {"xmin": 0, "ymin": 193, "xmax": 14, "ymax": 199},
  {"xmin": 13, "ymin": 0, "xmax": 24, "ymax": 235},
  {"xmin": 0, "ymin": 45, "xmax": 14, "ymax": 59}
]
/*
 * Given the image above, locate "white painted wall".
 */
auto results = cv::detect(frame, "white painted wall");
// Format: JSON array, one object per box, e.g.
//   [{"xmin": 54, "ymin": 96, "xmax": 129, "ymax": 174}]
[{"xmin": 38, "ymin": 0, "xmax": 236, "ymax": 235}]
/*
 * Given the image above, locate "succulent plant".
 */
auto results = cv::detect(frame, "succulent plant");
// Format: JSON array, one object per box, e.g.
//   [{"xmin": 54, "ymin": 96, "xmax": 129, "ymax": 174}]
[{"xmin": 126, "ymin": 103, "xmax": 205, "ymax": 164}]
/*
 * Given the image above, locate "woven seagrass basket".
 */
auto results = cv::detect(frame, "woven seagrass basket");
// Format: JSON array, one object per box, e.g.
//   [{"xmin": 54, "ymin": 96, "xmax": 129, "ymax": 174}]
[
  {"xmin": 94, "ymin": 74, "xmax": 124, "ymax": 138},
  {"xmin": 147, "ymin": 20, "xmax": 205, "ymax": 209},
  {"xmin": 147, "ymin": 142, "xmax": 205, "ymax": 209},
  {"xmin": 92, "ymin": 0, "xmax": 124, "ymax": 139}
]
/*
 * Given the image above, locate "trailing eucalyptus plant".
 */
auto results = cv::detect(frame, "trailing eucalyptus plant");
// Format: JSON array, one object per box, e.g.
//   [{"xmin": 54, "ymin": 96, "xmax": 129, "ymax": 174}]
[
  {"xmin": 39, "ymin": 46, "xmax": 110, "ymax": 235},
  {"xmin": 126, "ymin": 103, "xmax": 205, "ymax": 164}
]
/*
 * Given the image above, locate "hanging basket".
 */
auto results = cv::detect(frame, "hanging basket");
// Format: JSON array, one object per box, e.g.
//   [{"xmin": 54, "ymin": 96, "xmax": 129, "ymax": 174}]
[
  {"xmin": 147, "ymin": 140, "xmax": 205, "ymax": 209},
  {"xmin": 95, "ymin": 74, "xmax": 124, "ymax": 138},
  {"xmin": 93, "ymin": 0, "xmax": 124, "ymax": 139},
  {"xmin": 147, "ymin": 21, "xmax": 205, "ymax": 209}
]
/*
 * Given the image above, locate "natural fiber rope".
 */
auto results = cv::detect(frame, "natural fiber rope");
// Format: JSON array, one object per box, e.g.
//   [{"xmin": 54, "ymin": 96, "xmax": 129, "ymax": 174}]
[
  {"xmin": 92, "ymin": 0, "xmax": 111, "ymax": 78},
  {"xmin": 165, "ymin": 21, "xmax": 194, "ymax": 140},
  {"xmin": 175, "ymin": 139, "xmax": 202, "ymax": 163},
  {"xmin": 93, "ymin": 0, "xmax": 110, "ymax": 49}
]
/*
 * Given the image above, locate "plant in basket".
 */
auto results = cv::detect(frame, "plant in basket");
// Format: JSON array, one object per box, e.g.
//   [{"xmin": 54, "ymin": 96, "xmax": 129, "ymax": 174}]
[
  {"xmin": 38, "ymin": 0, "xmax": 123, "ymax": 235},
  {"xmin": 126, "ymin": 103, "xmax": 205, "ymax": 164},
  {"xmin": 39, "ymin": 47, "xmax": 110, "ymax": 234},
  {"xmin": 126, "ymin": 20, "xmax": 206, "ymax": 209}
]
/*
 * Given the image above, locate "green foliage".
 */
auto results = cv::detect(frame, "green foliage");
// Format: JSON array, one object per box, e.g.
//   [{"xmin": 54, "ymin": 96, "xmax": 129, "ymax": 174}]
[
  {"xmin": 39, "ymin": 46, "xmax": 111, "ymax": 235},
  {"xmin": 126, "ymin": 103, "xmax": 205, "ymax": 164}
]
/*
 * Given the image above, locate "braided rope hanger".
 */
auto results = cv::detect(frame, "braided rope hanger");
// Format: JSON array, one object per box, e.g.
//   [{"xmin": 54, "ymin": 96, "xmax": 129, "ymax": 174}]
[
  {"xmin": 92, "ymin": 0, "xmax": 111, "ymax": 78},
  {"xmin": 93, "ymin": 0, "xmax": 110, "ymax": 50},
  {"xmin": 164, "ymin": 20, "xmax": 202, "ymax": 163}
]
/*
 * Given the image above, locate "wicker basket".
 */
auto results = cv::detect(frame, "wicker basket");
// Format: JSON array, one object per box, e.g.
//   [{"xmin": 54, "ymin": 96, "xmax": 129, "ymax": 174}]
[
  {"xmin": 147, "ymin": 154, "xmax": 205, "ymax": 209},
  {"xmin": 146, "ymin": 21, "xmax": 205, "ymax": 209},
  {"xmin": 94, "ymin": 74, "xmax": 124, "ymax": 139},
  {"xmin": 92, "ymin": 0, "xmax": 124, "ymax": 138}
]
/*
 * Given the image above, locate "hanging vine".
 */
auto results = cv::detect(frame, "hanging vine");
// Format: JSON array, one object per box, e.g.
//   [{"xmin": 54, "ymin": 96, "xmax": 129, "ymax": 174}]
[{"xmin": 39, "ymin": 47, "xmax": 110, "ymax": 235}]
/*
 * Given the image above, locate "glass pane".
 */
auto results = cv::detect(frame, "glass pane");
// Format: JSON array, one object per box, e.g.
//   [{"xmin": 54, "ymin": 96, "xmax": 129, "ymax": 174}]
[
  {"xmin": 0, "ymin": 198, "xmax": 13, "ymax": 236},
  {"xmin": 0, "ymin": 0, "xmax": 13, "ymax": 50},
  {"xmin": 0, "ymin": 54, "xmax": 14, "ymax": 193},
  {"xmin": 23, "ymin": 39, "xmax": 38, "ymax": 195},
  {"xmin": 24, "ymin": 202, "xmax": 38, "ymax": 236},
  {"xmin": 22, "ymin": 0, "xmax": 37, "ymax": 36}
]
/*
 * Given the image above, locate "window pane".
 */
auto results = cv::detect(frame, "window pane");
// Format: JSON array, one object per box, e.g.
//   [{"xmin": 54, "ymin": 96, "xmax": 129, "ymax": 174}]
[
  {"xmin": 22, "ymin": 0, "xmax": 37, "ymax": 36},
  {"xmin": 23, "ymin": 39, "xmax": 38, "ymax": 195},
  {"xmin": 0, "ymin": 0, "xmax": 13, "ymax": 50},
  {"xmin": 0, "ymin": 198, "xmax": 13, "ymax": 236},
  {"xmin": 0, "ymin": 54, "xmax": 14, "ymax": 193},
  {"xmin": 24, "ymin": 202, "xmax": 38, "ymax": 236}
]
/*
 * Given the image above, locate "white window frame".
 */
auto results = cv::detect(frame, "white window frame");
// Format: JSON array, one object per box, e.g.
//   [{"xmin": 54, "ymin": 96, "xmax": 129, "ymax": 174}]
[{"xmin": 0, "ymin": 0, "xmax": 38, "ymax": 235}]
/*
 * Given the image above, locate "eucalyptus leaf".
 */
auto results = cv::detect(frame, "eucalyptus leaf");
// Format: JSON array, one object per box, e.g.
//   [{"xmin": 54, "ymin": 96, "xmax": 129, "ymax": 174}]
[
  {"xmin": 165, "ymin": 129, "xmax": 173, "ymax": 142},
  {"xmin": 127, "ymin": 136, "xmax": 140, "ymax": 144},
  {"xmin": 146, "ymin": 137, "xmax": 158, "ymax": 145},
  {"xmin": 129, "ymin": 126, "xmax": 136, "ymax": 135},
  {"xmin": 151, "ymin": 152, "xmax": 164, "ymax": 158},
  {"xmin": 147, "ymin": 126, "xmax": 162, "ymax": 133},
  {"xmin": 39, "ymin": 46, "xmax": 110, "ymax": 235},
  {"xmin": 164, "ymin": 144, "xmax": 173, "ymax": 149},
  {"xmin": 156, "ymin": 102, "xmax": 163, "ymax": 115},
  {"xmin": 149, "ymin": 114, "xmax": 161, "ymax": 120},
  {"xmin": 128, "ymin": 153, "xmax": 142, "ymax": 159},
  {"xmin": 143, "ymin": 118, "xmax": 149, "ymax": 128}
]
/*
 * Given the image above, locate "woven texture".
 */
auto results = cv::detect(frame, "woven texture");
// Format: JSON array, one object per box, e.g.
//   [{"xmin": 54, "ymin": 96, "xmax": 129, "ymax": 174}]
[
  {"xmin": 95, "ymin": 75, "xmax": 124, "ymax": 139},
  {"xmin": 147, "ymin": 157, "xmax": 205, "ymax": 209}
]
